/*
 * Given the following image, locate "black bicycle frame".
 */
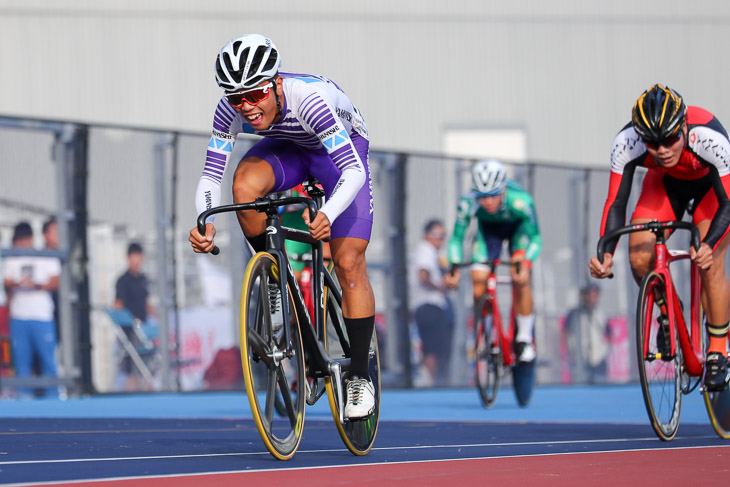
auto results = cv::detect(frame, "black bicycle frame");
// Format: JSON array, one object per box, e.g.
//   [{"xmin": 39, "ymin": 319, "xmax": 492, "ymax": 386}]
[{"xmin": 196, "ymin": 194, "xmax": 348, "ymax": 379}]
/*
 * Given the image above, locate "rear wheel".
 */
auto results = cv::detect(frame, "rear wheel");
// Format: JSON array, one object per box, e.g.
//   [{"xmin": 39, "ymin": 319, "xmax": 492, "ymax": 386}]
[
  {"xmin": 512, "ymin": 362, "xmax": 536, "ymax": 407},
  {"xmin": 324, "ymin": 266, "xmax": 380, "ymax": 455},
  {"xmin": 636, "ymin": 271, "xmax": 681, "ymax": 441},
  {"xmin": 240, "ymin": 252, "xmax": 306, "ymax": 460},
  {"xmin": 702, "ymin": 316, "xmax": 730, "ymax": 439},
  {"xmin": 473, "ymin": 295, "xmax": 502, "ymax": 408}
]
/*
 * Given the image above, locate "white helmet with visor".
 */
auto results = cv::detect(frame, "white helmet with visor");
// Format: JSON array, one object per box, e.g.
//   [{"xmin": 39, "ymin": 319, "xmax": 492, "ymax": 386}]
[
  {"xmin": 471, "ymin": 159, "xmax": 507, "ymax": 197},
  {"xmin": 215, "ymin": 34, "xmax": 281, "ymax": 92}
]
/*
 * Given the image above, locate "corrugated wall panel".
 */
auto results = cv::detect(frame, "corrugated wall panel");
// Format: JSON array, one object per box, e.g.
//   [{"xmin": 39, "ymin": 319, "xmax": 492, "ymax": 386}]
[{"xmin": 2, "ymin": 1, "xmax": 730, "ymax": 166}]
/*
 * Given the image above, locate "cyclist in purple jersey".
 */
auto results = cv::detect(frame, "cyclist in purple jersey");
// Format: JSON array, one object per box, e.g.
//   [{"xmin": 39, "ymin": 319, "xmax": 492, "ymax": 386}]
[{"xmin": 189, "ymin": 34, "xmax": 375, "ymax": 419}]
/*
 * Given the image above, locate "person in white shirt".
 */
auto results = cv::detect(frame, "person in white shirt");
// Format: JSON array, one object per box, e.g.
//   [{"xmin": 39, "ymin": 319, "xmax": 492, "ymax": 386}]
[
  {"xmin": 3, "ymin": 222, "xmax": 60, "ymax": 397},
  {"xmin": 409, "ymin": 220, "xmax": 459, "ymax": 385}
]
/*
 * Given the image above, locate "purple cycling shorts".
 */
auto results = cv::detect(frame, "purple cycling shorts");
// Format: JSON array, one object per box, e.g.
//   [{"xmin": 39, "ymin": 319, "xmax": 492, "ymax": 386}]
[{"xmin": 243, "ymin": 135, "xmax": 374, "ymax": 241}]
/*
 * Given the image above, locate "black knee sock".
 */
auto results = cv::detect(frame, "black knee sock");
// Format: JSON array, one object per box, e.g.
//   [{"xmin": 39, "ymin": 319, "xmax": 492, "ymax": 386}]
[
  {"xmin": 344, "ymin": 316, "xmax": 375, "ymax": 379},
  {"xmin": 247, "ymin": 233, "xmax": 267, "ymax": 253}
]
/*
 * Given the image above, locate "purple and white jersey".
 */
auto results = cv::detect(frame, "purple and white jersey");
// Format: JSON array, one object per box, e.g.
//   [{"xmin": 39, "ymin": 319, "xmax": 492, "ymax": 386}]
[{"xmin": 195, "ymin": 72, "xmax": 370, "ymax": 224}]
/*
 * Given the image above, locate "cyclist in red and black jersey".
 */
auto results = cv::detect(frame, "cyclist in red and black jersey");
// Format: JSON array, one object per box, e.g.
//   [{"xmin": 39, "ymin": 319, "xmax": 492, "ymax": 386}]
[{"xmin": 589, "ymin": 84, "xmax": 730, "ymax": 391}]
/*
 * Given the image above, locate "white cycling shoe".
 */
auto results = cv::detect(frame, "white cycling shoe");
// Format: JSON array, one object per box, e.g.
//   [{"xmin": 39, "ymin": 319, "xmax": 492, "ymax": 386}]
[{"xmin": 344, "ymin": 376, "xmax": 375, "ymax": 420}]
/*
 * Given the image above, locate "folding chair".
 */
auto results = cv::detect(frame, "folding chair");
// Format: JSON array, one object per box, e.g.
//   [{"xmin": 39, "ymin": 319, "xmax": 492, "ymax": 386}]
[{"xmin": 105, "ymin": 307, "xmax": 159, "ymax": 388}]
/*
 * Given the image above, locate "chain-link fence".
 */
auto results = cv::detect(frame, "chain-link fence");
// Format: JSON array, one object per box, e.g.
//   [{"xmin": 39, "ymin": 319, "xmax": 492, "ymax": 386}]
[{"xmin": 0, "ymin": 115, "xmax": 644, "ymax": 397}]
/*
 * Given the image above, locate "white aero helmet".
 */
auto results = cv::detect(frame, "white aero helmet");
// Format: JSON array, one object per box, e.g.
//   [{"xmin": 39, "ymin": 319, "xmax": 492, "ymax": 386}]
[
  {"xmin": 215, "ymin": 34, "xmax": 281, "ymax": 92},
  {"xmin": 471, "ymin": 159, "xmax": 507, "ymax": 196}
]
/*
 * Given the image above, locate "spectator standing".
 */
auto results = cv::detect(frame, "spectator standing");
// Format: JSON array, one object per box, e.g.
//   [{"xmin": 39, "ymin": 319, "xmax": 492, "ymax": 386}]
[
  {"xmin": 113, "ymin": 242, "xmax": 156, "ymax": 389},
  {"xmin": 409, "ymin": 219, "xmax": 459, "ymax": 386},
  {"xmin": 114, "ymin": 242, "xmax": 155, "ymax": 323},
  {"xmin": 2, "ymin": 222, "xmax": 60, "ymax": 398},
  {"xmin": 563, "ymin": 283, "xmax": 609, "ymax": 384},
  {"xmin": 42, "ymin": 217, "xmax": 60, "ymax": 341}
]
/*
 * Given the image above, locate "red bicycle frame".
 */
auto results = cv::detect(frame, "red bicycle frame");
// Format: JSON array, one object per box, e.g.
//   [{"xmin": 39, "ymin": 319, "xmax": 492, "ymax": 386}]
[
  {"xmin": 598, "ymin": 220, "xmax": 703, "ymax": 377},
  {"xmin": 641, "ymin": 242, "xmax": 704, "ymax": 376},
  {"xmin": 483, "ymin": 261, "xmax": 517, "ymax": 367}
]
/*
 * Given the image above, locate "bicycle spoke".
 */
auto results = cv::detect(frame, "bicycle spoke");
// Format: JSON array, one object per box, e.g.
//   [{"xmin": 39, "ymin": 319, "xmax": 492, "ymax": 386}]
[
  {"xmin": 264, "ymin": 366, "xmax": 279, "ymax": 426},
  {"xmin": 275, "ymin": 364, "xmax": 297, "ymax": 423},
  {"xmin": 247, "ymin": 329, "xmax": 273, "ymax": 367}
]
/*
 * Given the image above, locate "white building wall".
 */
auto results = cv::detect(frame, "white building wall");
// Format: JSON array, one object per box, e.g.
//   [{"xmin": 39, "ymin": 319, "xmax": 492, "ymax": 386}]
[{"xmin": 1, "ymin": 0, "xmax": 730, "ymax": 166}]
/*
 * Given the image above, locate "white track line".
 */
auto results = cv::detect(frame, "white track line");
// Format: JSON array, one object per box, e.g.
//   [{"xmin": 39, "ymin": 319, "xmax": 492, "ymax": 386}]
[
  {"xmin": 0, "ymin": 435, "xmax": 718, "ymax": 465},
  {"xmin": 3, "ymin": 444, "xmax": 730, "ymax": 487}
]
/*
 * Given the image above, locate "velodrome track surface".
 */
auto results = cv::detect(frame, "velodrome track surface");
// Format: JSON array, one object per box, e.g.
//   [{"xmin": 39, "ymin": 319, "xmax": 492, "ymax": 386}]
[{"xmin": 1, "ymin": 384, "xmax": 729, "ymax": 485}]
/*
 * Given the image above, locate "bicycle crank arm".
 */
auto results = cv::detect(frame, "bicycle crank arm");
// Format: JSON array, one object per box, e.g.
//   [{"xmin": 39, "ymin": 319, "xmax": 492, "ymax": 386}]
[{"xmin": 330, "ymin": 361, "xmax": 344, "ymax": 424}]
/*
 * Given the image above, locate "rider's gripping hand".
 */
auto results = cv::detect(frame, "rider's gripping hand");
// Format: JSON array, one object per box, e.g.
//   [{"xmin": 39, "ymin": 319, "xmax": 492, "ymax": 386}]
[
  {"xmin": 189, "ymin": 222, "xmax": 217, "ymax": 253},
  {"xmin": 589, "ymin": 253, "xmax": 614, "ymax": 279},
  {"xmin": 302, "ymin": 209, "xmax": 331, "ymax": 241},
  {"xmin": 444, "ymin": 267, "xmax": 460, "ymax": 289},
  {"xmin": 511, "ymin": 257, "xmax": 531, "ymax": 285},
  {"xmin": 690, "ymin": 242, "xmax": 714, "ymax": 270}
]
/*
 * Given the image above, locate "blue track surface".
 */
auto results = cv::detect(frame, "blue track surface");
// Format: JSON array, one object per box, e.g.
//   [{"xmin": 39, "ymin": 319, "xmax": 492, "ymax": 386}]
[
  {"xmin": 0, "ymin": 384, "xmax": 713, "ymax": 423},
  {"xmin": 0, "ymin": 384, "xmax": 725, "ymax": 485}
]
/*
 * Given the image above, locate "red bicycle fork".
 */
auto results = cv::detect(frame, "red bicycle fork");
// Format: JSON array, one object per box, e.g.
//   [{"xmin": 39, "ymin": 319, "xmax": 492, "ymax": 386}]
[
  {"xmin": 485, "ymin": 272, "xmax": 517, "ymax": 367},
  {"xmin": 644, "ymin": 243, "xmax": 704, "ymax": 376}
]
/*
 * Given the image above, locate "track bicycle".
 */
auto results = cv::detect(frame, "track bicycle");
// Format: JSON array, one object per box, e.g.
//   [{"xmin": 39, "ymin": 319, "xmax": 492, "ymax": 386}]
[
  {"xmin": 454, "ymin": 260, "xmax": 536, "ymax": 408},
  {"xmin": 597, "ymin": 220, "xmax": 730, "ymax": 441},
  {"xmin": 196, "ymin": 180, "xmax": 381, "ymax": 460}
]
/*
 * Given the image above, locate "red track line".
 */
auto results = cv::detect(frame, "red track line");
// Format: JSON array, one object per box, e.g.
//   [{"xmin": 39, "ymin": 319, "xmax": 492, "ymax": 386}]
[{"xmin": 18, "ymin": 446, "xmax": 730, "ymax": 486}]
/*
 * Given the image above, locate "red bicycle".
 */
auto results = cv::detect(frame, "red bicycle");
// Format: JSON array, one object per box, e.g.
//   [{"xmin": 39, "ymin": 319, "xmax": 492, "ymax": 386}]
[
  {"xmin": 469, "ymin": 260, "xmax": 535, "ymax": 408},
  {"xmin": 597, "ymin": 220, "xmax": 730, "ymax": 440}
]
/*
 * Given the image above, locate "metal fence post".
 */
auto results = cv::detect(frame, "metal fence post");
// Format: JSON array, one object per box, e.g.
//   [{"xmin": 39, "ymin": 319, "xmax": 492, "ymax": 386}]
[
  {"xmin": 387, "ymin": 153, "xmax": 411, "ymax": 387},
  {"xmin": 53, "ymin": 124, "xmax": 78, "ymax": 391},
  {"xmin": 55, "ymin": 123, "xmax": 93, "ymax": 394},
  {"xmin": 154, "ymin": 132, "xmax": 175, "ymax": 391}
]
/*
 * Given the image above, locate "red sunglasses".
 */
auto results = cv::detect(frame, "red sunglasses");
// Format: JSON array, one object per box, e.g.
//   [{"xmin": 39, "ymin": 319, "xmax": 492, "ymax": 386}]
[
  {"xmin": 643, "ymin": 132, "xmax": 683, "ymax": 150},
  {"xmin": 225, "ymin": 82, "xmax": 273, "ymax": 108}
]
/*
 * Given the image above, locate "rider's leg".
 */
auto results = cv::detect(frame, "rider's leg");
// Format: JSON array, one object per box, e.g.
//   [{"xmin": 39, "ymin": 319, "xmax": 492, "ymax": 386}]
[
  {"xmin": 513, "ymin": 275, "xmax": 534, "ymax": 343},
  {"xmin": 627, "ymin": 170, "xmax": 677, "ymax": 284},
  {"xmin": 627, "ymin": 218, "xmax": 658, "ymax": 285},
  {"xmin": 232, "ymin": 156, "xmax": 276, "ymax": 251},
  {"xmin": 471, "ymin": 267, "xmax": 489, "ymax": 304},
  {"xmin": 330, "ymin": 237, "xmax": 375, "ymax": 378},
  {"xmin": 695, "ymin": 219, "xmax": 730, "ymax": 356},
  {"xmin": 331, "ymin": 237, "xmax": 377, "ymax": 419},
  {"xmin": 509, "ymin": 250, "xmax": 534, "ymax": 342}
]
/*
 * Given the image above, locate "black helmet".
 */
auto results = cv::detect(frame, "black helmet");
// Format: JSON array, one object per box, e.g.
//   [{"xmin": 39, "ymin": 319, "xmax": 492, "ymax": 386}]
[{"xmin": 632, "ymin": 84, "xmax": 687, "ymax": 143}]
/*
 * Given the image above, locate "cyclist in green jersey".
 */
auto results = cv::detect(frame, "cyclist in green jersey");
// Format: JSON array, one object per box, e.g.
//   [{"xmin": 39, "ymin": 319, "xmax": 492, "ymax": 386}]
[{"xmin": 448, "ymin": 159, "xmax": 542, "ymax": 363}]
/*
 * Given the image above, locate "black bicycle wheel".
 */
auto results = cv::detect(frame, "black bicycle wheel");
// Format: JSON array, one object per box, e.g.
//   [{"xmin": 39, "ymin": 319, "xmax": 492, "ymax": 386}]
[
  {"xmin": 512, "ymin": 362, "xmax": 536, "ymax": 407},
  {"xmin": 240, "ymin": 252, "xmax": 306, "ymax": 460},
  {"xmin": 473, "ymin": 295, "xmax": 502, "ymax": 408},
  {"xmin": 702, "ymin": 311, "xmax": 730, "ymax": 438},
  {"xmin": 323, "ymin": 266, "xmax": 380, "ymax": 456},
  {"xmin": 636, "ymin": 270, "xmax": 682, "ymax": 441}
]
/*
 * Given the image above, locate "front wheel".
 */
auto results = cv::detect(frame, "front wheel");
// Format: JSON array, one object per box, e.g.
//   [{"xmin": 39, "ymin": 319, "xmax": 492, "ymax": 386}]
[
  {"xmin": 473, "ymin": 295, "xmax": 502, "ymax": 408},
  {"xmin": 636, "ymin": 271, "xmax": 682, "ymax": 441},
  {"xmin": 240, "ymin": 252, "xmax": 306, "ymax": 460},
  {"xmin": 323, "ymin": 266, "xmax": 380, "ymax": 455}
]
